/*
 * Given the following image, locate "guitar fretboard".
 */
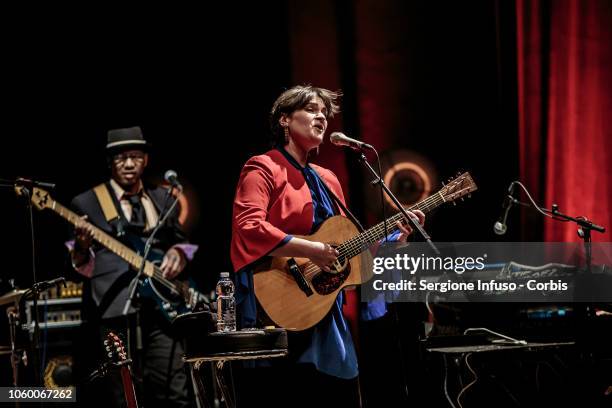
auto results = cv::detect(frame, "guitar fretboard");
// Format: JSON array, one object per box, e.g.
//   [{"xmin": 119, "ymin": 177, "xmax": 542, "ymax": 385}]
[
  {"xmin": 337, "ymin": 192, "xmax": 445, "ymax": 260},
  {"xmin": 21, "ymin": 186, "xmax": 197, "ymax": 302},
  {"xmin": 52, "ymin": 200, "xmax": 153, "ymax": 274}
]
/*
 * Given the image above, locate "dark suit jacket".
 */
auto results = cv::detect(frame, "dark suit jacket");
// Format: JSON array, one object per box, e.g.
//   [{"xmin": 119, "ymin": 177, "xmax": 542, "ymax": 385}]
[{"xmin": 71, "ymin": 181, "xmax": 188, "ymax": 319}]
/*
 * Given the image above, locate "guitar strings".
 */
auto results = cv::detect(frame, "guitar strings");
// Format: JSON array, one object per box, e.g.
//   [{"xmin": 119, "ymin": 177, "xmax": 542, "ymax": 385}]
[
  {"xmin": 301, "ymin": 192, "xmax": 446, "ymax": 280},
  {"xmin": 302, "ymin": 183, "xmax": 473, "ymax": 279},
  {"xmin": 56, "ymin": 202, "xmax": 181, "ymax": 294}
]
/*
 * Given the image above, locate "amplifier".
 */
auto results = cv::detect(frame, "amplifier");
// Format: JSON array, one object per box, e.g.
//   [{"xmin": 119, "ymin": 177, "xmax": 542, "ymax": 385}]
[{"xmin": 24, "ymin": 297, "xmax": 82, "ymax": 333}]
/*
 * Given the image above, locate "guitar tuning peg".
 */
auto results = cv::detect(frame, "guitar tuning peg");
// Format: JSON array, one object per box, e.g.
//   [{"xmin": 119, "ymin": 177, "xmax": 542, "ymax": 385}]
[
  {"xmin": 104, "ymin": 340, "xmax": 109, "ymax": 346},
  {"xmin": 460, "ymin": 197, "xmax": 464, "ymax": 201},
  {"xmin": 452, "ymin": 202, "xmax": 457, "ymax": 206},
  {"xmin": 467, "ymin": 194, "xmax": 471, "ymax": 198},
  {"xmin": 107, "ymin": 352, "xmax": 113, "ymax": 358}
]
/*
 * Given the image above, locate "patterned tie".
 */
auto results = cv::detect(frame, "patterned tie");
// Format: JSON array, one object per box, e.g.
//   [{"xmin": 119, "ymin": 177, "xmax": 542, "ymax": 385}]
[{"xmin": 126, "ymin": 194, "xmax": 145, "ymax": 229}]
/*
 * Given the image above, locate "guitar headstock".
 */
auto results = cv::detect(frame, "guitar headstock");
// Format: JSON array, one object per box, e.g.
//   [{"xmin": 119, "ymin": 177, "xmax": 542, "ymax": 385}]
[
  {"xmin": 439, "ymin": 172, "xmax": 478, "ymax": 204},
  {"xmin": 103, "ymin": 331, "xmax": 137, "ymax": 408},
  {"xmin": 14, "ymin": 186, "xmax": 53, "ymax": 211},
  {"xmin": 104, "ymin": 331, "xmax": 128, "ymax": 363}
]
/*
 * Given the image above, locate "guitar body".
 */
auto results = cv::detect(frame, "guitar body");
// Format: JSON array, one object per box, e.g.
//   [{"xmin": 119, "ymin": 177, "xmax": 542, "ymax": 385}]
[
  {"xmin": 251, "ymin": 172, "xmax": 478, "ymax": 331},
  {"xmin": 125, "ymin": 235, "xmax": 203, "ymax": 321},
  {"xmin": 140, "ymin": 276, "xmax": 201, "ymax": 321},
  {"xmin": 254, "ymin": 216, "xmax": 373, "ymax": 331}
]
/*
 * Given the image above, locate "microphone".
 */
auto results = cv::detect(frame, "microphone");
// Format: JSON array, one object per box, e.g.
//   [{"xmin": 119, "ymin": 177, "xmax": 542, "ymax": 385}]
[
  {"xmin": 329, "ymin": 132, "xmax": 374, "ymax": 151},
  {"xmin": 15, "ymin": 178, "xmax": 56, "ymax": 189},
  {"xmin": 25, "ymin": 277, "xmax": 67, "ymax": 298},
  {"xmin": 164, "ymin": 170, "xmax": 182, "ymax": 191},
  {"xmin": 37, "ymin": 277, "xmax": 67, "ymax": 290},
  {"xmin": 494, "ymin": 182, "xmax": 516, "ymax": 235}
]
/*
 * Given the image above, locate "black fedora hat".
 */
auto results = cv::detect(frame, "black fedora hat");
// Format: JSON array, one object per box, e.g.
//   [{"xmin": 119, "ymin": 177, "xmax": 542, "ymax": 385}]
[{"xmin": 106, "ymin": 126, "xmax": 150, "ymax": 154}]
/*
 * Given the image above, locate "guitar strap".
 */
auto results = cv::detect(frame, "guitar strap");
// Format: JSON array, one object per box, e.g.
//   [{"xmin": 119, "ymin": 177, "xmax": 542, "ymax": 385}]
[
  {"xmin": 93, "ymin": 183, "xmax": 126, "ymax": 236},
  {"xmin": 93, "ymin": 183, "xmax": 119, "ymax": 222},
  {"xmin": 310, "ymin": 169, "xmax": 365, "ymax": 233}
]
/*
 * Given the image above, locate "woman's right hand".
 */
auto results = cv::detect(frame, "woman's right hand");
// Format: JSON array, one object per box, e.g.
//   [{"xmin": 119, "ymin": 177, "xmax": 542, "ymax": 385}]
[
  {"xmin": 307, "ymin": 241, "xmax": 339, "ymax": 272},
  {"xmin": 268, "ymin": 237, "xmax": 339, "ymax": 272}
]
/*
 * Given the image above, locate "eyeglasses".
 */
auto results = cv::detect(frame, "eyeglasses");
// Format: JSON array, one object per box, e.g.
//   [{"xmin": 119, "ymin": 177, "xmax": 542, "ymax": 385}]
[{"xmin": 112, "ymin": 153, "xmax": 146, "ymax": 165}]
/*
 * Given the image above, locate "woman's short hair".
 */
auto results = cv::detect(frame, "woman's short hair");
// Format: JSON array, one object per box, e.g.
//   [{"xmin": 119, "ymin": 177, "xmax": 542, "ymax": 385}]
[{"xmin": 270, "ymin": 85, "xmax": 341, "ymax": 146}]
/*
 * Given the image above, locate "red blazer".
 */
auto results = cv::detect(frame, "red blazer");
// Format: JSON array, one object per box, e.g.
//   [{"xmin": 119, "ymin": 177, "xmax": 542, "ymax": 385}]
[{"xmin": 231, "ymin": 149, "xmax": 346, "ymax": 272}]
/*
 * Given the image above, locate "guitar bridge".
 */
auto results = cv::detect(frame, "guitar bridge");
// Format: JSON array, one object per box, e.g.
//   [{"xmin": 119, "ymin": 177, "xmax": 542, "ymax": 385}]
[{"xmin": 287, "ymin": 258, "xmax": 313, "ymax": 297}]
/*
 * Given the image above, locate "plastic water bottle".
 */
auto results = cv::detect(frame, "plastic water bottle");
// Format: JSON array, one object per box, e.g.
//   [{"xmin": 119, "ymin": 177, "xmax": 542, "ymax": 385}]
[{"xmin": 216, "ymin": 272, "xmax": 236, "ymax": 332}]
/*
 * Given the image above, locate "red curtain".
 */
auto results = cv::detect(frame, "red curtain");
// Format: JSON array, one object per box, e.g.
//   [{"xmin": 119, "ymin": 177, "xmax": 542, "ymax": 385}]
[{"xmin": 518, "ymin": 0, "xmax": 612, "ymax": 242}]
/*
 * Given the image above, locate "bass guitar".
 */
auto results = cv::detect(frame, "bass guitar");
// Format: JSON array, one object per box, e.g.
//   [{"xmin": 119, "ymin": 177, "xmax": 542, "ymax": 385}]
[{"xmin": 16, "ymin": 186, "xmax": 205, "ymax": 321}]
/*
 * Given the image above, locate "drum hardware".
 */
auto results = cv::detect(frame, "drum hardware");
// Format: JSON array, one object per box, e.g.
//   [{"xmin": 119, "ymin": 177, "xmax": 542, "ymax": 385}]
[{"xmin": 0, "ymin": 277, "xmax": 67, "ymax": 386}]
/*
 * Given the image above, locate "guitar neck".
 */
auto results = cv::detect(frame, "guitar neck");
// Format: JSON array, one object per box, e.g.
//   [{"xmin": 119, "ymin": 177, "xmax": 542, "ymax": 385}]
[
  {"xmin": 338, "ymin": 192, "xmax": 446, "ymax": 259},
  {"xmin": 50, "ymin": 200, "xmax": 155, "ymax": 278},
  {"xmin": 120, "ymin": 366, "xmax": 138, "ymax": 408}
]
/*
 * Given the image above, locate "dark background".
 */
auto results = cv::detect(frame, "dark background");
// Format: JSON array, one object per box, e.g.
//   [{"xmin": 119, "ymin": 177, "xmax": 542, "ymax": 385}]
[
  {"xmin": 1, "ymin": 1, "xmax": 519, "ymax": 293},
  {"xmin": 6, "ymin": 2, "xmax": 603, "ymax": 406}
]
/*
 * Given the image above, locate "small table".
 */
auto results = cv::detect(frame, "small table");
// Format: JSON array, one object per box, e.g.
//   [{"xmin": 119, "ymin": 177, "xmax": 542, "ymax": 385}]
[
  {"xmin": 426, "ymin": 340, "xmax": 576, "ymax": 406},
  {"xmin": 179, "ymin": 324, "xmax": 288, "ymax": 408},
  {"xmin": 426, "ymin": 341, "xmax": 576, "ymax": 355}
]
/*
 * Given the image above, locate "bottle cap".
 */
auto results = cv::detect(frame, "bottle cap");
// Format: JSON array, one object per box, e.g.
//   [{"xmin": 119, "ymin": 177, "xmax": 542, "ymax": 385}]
[{"xmin": 220, "ymin": 272, "xmax": 230, "ymax": 278}]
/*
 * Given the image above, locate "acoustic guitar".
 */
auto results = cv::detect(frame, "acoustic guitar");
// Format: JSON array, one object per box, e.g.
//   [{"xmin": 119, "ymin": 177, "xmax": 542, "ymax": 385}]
[
  {"xmin": 254, "ymin": 172, "xmax": 477, "ymax": 331},
  {"xmin": 104, "ymin": 331, "xmax": 138, "ymax": 408}
]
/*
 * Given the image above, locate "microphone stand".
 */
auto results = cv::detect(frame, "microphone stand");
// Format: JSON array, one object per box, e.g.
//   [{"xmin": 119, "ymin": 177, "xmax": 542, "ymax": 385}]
[
  {"xmin": 543, "ymin": 204, "xmax": 604, "ymax": 323},
  {"xmin": 503, "ymin": 181, "xmax": 606, "ymax": 364},
  {"xmin": 541, "ymin": 205, "xmax": 605, "ymax": 370},
  {"xmin": 20, "ymin": 277, "xmax": 67, "ymax": 385},
  {"xmin": 357, "ymin": 152, "xmax": 440, "ymax": 255},
  {"xmin": 3, "ymin": 178, "xmax": 57, "ymax": 386},
  {"xmin": 356, "ymin": 148, "xmax": 439, "ymax": 402},
  {"xmin": 545, "ymin": 204, "xmax": 604, "ymax": 270},
  {"xmin": 122, "ymin": 185, "xmax": 182, "ymax": 364},
  {"xmin": 502, "ymin": 182, "xmax": 605, "ymax": 273}
]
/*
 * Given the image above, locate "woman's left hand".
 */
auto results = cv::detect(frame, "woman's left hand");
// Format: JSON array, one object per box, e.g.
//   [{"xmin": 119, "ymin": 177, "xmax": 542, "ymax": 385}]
[{"xmin": 396, "ymin": 210, "xmax": 426, "ymax": 242}]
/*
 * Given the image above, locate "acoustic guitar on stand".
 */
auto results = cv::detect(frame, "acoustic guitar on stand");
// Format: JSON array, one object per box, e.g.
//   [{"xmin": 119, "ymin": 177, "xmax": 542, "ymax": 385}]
[{"xmin": 104, "ymin": 331, "xmax": 138, "ymax": 408}]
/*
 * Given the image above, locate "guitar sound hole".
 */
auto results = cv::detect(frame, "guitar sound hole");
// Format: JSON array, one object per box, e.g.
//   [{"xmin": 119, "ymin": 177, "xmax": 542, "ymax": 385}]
[{"xmin": 311, "ymin": 264, "xmax": 351, "ymax": 295}]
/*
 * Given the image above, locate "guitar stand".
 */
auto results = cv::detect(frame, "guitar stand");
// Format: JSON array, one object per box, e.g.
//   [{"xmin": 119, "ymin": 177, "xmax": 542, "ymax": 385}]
[{"xmin": 87, "ymin": 359, "xmax": 133, "ymax": 383}]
